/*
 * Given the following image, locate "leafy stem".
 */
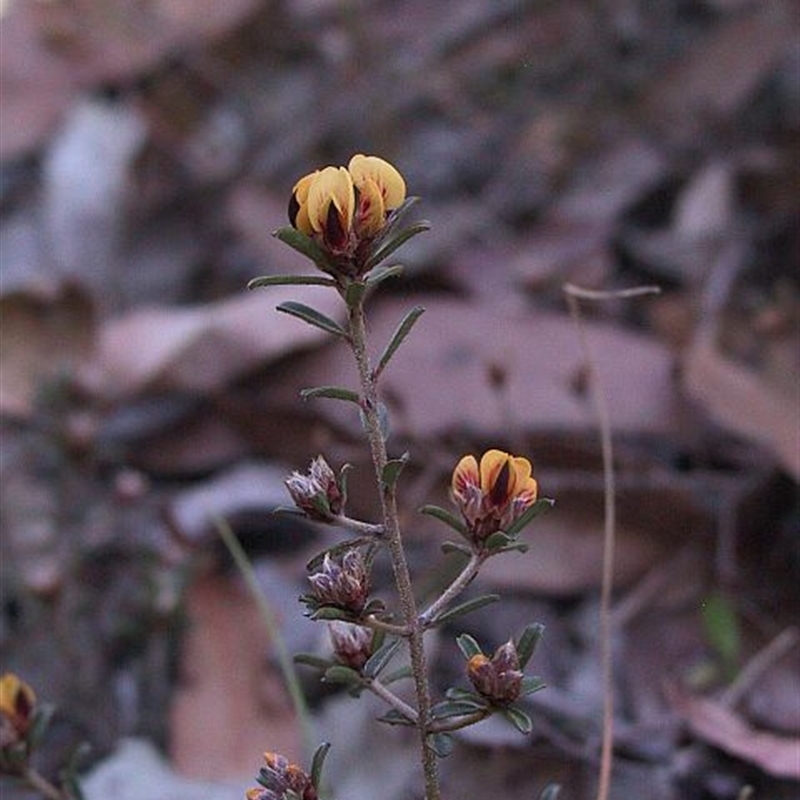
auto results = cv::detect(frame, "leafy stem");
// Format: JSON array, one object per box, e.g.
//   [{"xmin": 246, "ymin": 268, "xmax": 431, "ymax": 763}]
[{"xmin": 346, "ymin": 293, "xmax": 441, "ymax": 800}]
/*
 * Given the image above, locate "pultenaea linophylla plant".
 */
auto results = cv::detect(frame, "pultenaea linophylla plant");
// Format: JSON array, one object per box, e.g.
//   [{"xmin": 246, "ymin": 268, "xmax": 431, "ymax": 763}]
[
  {"xmin": 0, "ymin": 156, "xmax": 555, "ymax": 800},
  {"xmin": 245, "ymin": 155, "xmax": 555, "ymax": 800}
]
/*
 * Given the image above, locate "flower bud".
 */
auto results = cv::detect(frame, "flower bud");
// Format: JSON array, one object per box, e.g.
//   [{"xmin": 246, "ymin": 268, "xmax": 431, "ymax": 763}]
[
  {"xmin": 467, "ymin": 640, "xmax": 523, "ymax": 705},
  {"xmin": 308, "ymin": 550, "xmax": 370, "ymax": 614},
  {"xmin": 246, "ymin": 751, "xmax": 317, "ymax": 800},
  {"xmin": 285, "ymin": 456, "xmax": 343, "ymax": 522},
  {"xmin": 329, "ymin": 621, "xmax": 374, "ymax": 670}
]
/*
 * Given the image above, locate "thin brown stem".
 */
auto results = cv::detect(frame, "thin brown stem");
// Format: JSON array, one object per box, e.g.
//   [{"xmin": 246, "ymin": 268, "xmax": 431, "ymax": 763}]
[
  {"xmin": 419, "ymin": 553, "xmax": 484, "ymax": 628},
  {"xmin": 22, "ymin": 767, "xmax": 67, "ymax": 800},
  {"xmin": 365, "ymin": 678, "xmax": 420, "ymax": 723},
  {"xmin": 563, "ymin": 282, "xmax": 659, "ymax": 800},
  {"xmin": 347, "ymin": 299, "xmax": 440, "ymax": 800}
]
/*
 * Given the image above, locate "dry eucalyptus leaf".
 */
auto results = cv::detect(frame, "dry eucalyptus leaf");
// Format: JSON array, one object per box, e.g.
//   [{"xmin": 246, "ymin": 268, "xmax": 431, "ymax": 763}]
[
  {"xmin": 669, "ymin": 686, "xmax": 800, "ymax": 780},
  {"xmin": 87, "ymin": 286, "xmax": 344, "ymax": 400},
  {"xmin": 280, "ymin": 297, "xmax": 680, "ymax": 441},
  {"xmin": 0, "ymin": 285, "xmax": 96, "ymax": 417},
  {"xmin": 684, "ymin": 334, "xmax": 800, "ymax": 479}
]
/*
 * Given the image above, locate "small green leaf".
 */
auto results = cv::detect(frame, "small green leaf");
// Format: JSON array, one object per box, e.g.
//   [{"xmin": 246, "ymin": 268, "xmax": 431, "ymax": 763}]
[
  {"xmin": 322, "ymin": 665, "xmax": 362, "ymax": 686},
  {"xmin": 502, "ymin": 705, "xmax": 533, "ymax": 734},
  {"xmin": 430, "ymin": 699, "xmax": 485, "ymax": 719},
  {"xmin": 276, "ymin": 301, "xmax": 348, "ymax": 338},
  {"xmin": 381, "ymin": 452, "xmax": 410, "ymax": 490},
  {"xmin": 455, "ymin": 633, "xmax": 483, "ymax": 660},
  {"xmin": 427, "ymin": 732, "xmax": 455, "ymax": 758},
  {"xmin": 377, "ymin": 709, "xmax": 416, "ymax": 726},
  {"xmin": 310, "ymin": 742, "xmax": 331, "ymax": 789},
  {"xmin": 382, "ymin": 665, "xmax": 413, "ymax": 685},
  {"xmin": 364, "ymin": 263, "xmax": 405, "ymax": 287},
  {"xmin": 366, "ymin": 220, "xmax": 431, "ymax": 270},
  {"xmin": 419, "ymin": 505, "xmax": 469, "ymax": 538},
  {"xmin": 293, "ymin": 653, "xmax": 333, "ymax": 670},
  {"xmin": 520, "ymin": 676, "xmax": 546, "ymax": 696},
  {"xmin": 273, "ymin": 226, "xmax": 336, "ymax": 272},
  {"xmin": 374, "ymin": 306, "xmax": 425, "ymax": 378},
  {"xmin": 311, "ymin": 606, "xmax": 356, "ymax": 622},
  {"xmin": 516, "ymin": 623, "xmax": 545, "ymax": 669},
  {"xmin": 364, "ymin": 638, "xmax": 402, "ymax": 679},
  {"xmin": 441, "ymin": 541, "xmax": 473, "ymax": 557},
  {"xmin": 504, "ymin": 498, "xmax": 555, "ymax": 537},
  {"xmin": 484, "ymin": 531, "xmax": 513, "ymax": 551},
  {"xmin": 247, "ymin": 274, "xmax": 336, "ymax": 289},
  {"xmin": 300, "ymin": 385, "xmax": 361, "ymax": 404},
  {"xmin": 430, "ymin": 594, "xmax": 500, "ymax": 627}
]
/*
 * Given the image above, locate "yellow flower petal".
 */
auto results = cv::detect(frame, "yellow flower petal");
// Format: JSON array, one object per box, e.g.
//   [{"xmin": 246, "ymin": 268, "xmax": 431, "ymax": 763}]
[
  {"xmin": 348, "ymin": 154, "xmax": 406, "ymax": 210},
  {"xmin": 307, "ymin": 166, "xmax": 355, "ymax": 234},
  {"xmin": 356, "ymin": 176, "xmax": 386, "ymax": 237},
  {"xmin": 451, "ymin": 454, "xmax": 479, "ymax": 496},
  {"xmin": 478, "ymin": 449, "xmax": 511, "ymax": 496}
]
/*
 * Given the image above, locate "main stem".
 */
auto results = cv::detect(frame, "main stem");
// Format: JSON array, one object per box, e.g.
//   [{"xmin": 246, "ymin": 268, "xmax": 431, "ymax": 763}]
[{"xmin": 348, "ymin": 300, "xmax": 441, "ymax": 800}]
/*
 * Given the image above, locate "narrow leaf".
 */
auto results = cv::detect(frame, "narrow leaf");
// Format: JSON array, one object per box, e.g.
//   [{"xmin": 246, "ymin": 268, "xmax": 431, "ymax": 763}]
[
  {"xmin": 273, "ymin": 226, "xmax": 336, "ymax": 272},
  {"xmin": 502, "ymin": 706, "xmax": 533, "ymax": 734},
  {"xmin": 300, "ymin": 385, "xmax": 361, "ymax": 404},
  {"xmin": 310, "ymin": 742, "xmax": 331, "ymax": 789},
  {"xmin": 293, "ymin": 653, "xmax": 333, "ymax": 670},
  {"xmin": 366, "ymin": 220, "xmax": 430, "ymax": 270},
  {"xmin": 364, "ymin": 639, "xmax": 402, "ymax": 679},
  {"xmin": 455, "ymin": 633, "xmax": 483, "ymax": 660},
  {"xmin": 374, "ymin": 306, "xmax": 425, "ymax": 378},
  {"xmin": 381, "ymin": 452, "xmax": 410, "ymax": 490},
  {"xmin": 431, "ymin": 699, "xmax": 485, "ymax": 719},
  {"xmin": 419, "ymin": 505, "xmax": 469, "ymax": 538},
  {"xmin": 441, "ymin": 541, "xmax": 473, "ymax": 557},
  {"xmin": 277, "ymin": 301, "xmax": 348, "ymax": 338},
  {"xmin": 520, "ymin": 676, "xmax": 546, "ymax": 696},
  {"xmin": 382, "ymin": 665, "xmax": 413, "ymax": 685},
  {"xmin": 364, "ymin": 263, "xmax": 405, "ymax": 288},
  {"xmin": 248, "ymin": 274, "xmax": 336, "ymax": 289},
  {"xmin": 516, "ymin": 623, "xmax": 545, "ymax": 669},
  {"xmin": 430, "ymin": 594, "xmax": 500, "ymax": 627},
  {"xmin": 427, "ymin": 732, "xmax": 455, "ymax": 758},
  {"xmin": 377, "ymin": 709, "xmax": 416, "ymax": 726},
  {"xmin": 322, "ymin": 665, "xmax": 362, "ymax": 686},
  {"xmin": 503, "ymin": 498, "xmax": 555, "ymax": 537}
]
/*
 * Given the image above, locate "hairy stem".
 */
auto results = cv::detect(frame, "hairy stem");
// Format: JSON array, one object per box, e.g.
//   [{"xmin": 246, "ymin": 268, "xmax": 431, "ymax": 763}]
[
  {"xmin": 347, "ymin": 299, "xmax": 440, "ymax": 800},
  {"xmin": 420, "ymin": 553, "xmax": 484, "ymax": 628}
]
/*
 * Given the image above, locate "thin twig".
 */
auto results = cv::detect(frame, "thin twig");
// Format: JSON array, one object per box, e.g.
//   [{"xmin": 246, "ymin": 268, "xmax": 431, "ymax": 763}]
[
  {"xmin": 22, "ymin": 767, "xmax": 66, "ymax": 800},
  {"xmin": 419, "ymin": 553, "xmax": 484, "ymax": 627},
  {"xmin": 332, "ymin": 515, "xmax": 386, "ymax": 537},
  {"xmin": 365, "ymin": 678, "xmax": 420, "ymax": 723},
  {"xmin": 215, "ymin": 516, "xmax": 317, "ymax": 759},
  {"xmin": 563, "ymin": 282, "xmax": 659, "ymax": 800},
  {"xmin": 720, "ymin": 626, "xmax": 799, "ymax": 708}
]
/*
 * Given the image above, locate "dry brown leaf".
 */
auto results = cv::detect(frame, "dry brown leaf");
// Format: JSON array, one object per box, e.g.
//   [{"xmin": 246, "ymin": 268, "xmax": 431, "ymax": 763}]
[
  {"xmin": 0, "ymin": 284, "xmax": 96, "ymax": 417},
  {"xmin": 86, "ymin": 286, "xmax": 344, "ymax": 400},
  {"xmin": 684, "ymin": 334, "xmax": 800, "ymax": 479},
  {"xmin": 279, "ymin": 297, "xmax": 680, "ymax": 441},
  {"xmin": 669, "ymin": 687, "xmax": 800, "ymax": 780},
  {"xmin": 169, "ymin": 573, "xmax": 302, "ymax": 779}
]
